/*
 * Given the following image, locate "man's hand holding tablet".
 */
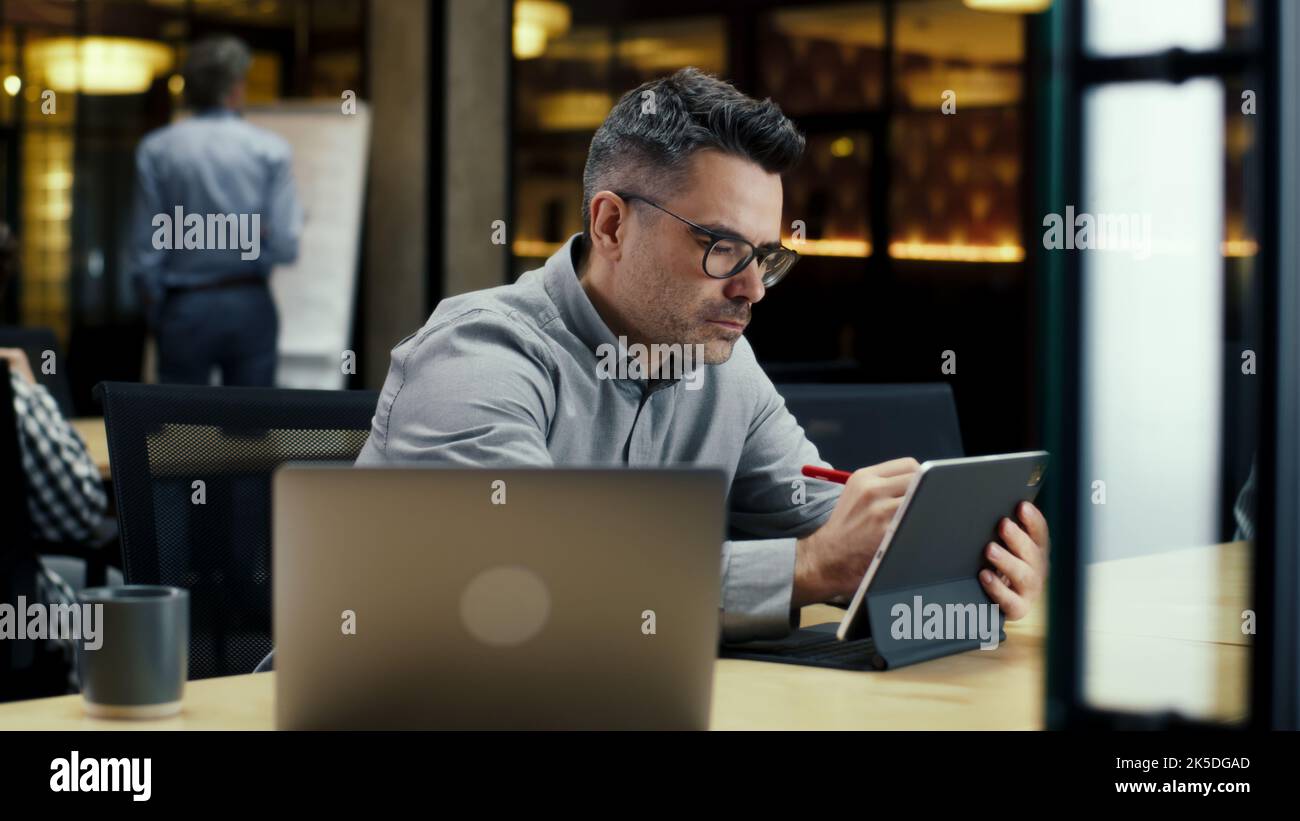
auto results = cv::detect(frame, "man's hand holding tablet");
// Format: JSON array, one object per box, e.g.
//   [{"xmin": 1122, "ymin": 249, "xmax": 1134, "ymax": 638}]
[
  {"xmin": 981, "ymin": 499, "xmax": 1050, "ymax": 620},
  {"xmin": 792, "ymin": 457, "xmax": 921, "ymax": 608},
  {"xmin": 794, "ymin": 458, "xmax": 1051, "ymax": 622}
]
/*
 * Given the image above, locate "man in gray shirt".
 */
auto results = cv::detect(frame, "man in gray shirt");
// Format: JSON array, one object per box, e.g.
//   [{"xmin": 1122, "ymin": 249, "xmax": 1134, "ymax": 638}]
[
  {"xmin": 127, "ymin": 35, "xmax": 302, "ymax": 386},
  {"xmin": 357, "ymin": 67, "xmax": 1049, "ymax": 644}
]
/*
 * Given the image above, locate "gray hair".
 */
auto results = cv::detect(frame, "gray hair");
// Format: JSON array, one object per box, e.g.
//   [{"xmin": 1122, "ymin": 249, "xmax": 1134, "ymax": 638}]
[
  {"xmin": 581, "ymin": 67, "xmax": 806, "ymax": 249},
  {"xmin": 182, "ymin": 35, "xmax": 252, "ymax": 110}
]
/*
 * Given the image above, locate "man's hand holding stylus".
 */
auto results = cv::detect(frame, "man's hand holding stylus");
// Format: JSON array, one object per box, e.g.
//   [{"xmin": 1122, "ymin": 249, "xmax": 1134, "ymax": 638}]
[
  {"xmin": 793, "ymin": 457, "xmax": 920, "ymax": 608},
  {"xmin": 792, "ymin": 456, "xmax": 1050, "ymax": 618}
]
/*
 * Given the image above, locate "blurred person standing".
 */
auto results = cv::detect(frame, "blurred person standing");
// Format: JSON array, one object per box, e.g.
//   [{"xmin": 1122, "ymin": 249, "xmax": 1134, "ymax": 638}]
[{"xmin": 127, "ymin": 35, "xmax": 303, "ymax": 386}]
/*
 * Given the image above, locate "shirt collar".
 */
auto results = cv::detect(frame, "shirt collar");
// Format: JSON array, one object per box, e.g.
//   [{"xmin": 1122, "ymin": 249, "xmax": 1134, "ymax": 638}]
[
  {"xmin": 542, "ymin": 233, "xmax": 681, "ymax": 391},
  {"xmin": 543, "ymin": 233, "xmax": 621, "ymax": 356},
  {"xmin": 193, "ymin": 107, "xmax": 240, "ymax": 119}
]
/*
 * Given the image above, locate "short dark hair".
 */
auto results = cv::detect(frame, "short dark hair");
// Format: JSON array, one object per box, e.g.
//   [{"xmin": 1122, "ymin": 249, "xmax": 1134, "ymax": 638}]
[
  {"xmin": 581, "ymin": 67, "xmax": 805, "ymax": 249},
  {"xmin": 182, "ymin": 35, "xmax": 252, "ymax": 110}
]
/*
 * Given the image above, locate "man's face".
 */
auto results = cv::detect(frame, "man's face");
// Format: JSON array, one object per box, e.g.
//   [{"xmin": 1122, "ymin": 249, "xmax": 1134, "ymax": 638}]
[{"xmin": 616, "ymin": 150, "xmax": 784, "ymax": 365}]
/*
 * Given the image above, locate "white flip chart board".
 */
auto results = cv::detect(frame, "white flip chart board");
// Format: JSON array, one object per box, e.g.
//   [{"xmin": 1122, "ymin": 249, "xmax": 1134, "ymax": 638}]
[{"xmin": 245, "ymin": 100, "xmax": 371, "ymax": 389}]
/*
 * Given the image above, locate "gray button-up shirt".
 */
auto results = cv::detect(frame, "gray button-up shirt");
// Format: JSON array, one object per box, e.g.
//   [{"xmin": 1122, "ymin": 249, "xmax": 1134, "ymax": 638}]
[
  {"xmin": 357, "ymin": 233, "xmax": 843, "ymax": 642},
  {"xmin": 127, "ymin": 109, "xmax": 303, "ymax": 306}
]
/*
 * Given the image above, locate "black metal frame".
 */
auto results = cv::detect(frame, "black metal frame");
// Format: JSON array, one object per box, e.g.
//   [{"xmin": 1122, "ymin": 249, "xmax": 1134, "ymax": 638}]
[
  {"xmin": 1043, "ymin": 0, "xmax": 1292, "ymax": 730},
  {"xmin": 1255, "ymin": 0, "xmax": 1299, "ymax": 732},
  {"xmin": 614, "ymin": 191, "xmax": 800, "ymax": 285}
]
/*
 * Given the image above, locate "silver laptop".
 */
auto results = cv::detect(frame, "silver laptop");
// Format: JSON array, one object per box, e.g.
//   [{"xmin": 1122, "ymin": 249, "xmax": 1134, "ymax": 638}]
[{"xmin": 273, "ymin": 465, "xmax": 726, "ymax": 730}]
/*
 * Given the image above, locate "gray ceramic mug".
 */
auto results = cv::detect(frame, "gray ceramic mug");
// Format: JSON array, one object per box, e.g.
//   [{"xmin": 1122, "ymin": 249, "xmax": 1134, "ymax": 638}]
[{"xmin": 75, "ymin": 585, "xmax": 188, "ymax": 719}]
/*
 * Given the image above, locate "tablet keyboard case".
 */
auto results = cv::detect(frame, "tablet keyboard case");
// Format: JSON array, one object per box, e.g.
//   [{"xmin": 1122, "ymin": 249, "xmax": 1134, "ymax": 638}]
[{"xmin": 720, "ymin": 452, "xmax": 1046, "ymax": 671}]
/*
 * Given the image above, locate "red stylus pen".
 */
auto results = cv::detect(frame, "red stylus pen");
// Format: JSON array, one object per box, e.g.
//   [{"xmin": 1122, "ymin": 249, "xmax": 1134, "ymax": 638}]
[{"xmin": 801, "ymin": 464, "xmax": 852, "ymax": 483}]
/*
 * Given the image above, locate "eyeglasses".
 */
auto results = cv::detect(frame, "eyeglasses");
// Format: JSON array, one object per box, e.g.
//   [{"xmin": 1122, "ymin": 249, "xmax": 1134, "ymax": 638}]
[{"xmin": 614, "ymin": 192, "xmax": 800, "ymax": 288}]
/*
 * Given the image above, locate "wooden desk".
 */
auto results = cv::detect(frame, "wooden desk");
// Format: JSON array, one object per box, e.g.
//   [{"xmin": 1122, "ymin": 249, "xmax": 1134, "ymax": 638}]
[
  {"xmin": 71, "ymin": 417, "xmax": 110, "ymax": 480},
  {"xmin": 0, "ymin": 671, "xmax": 274, "ymax": 731},
  {"xmin": 0, "ymin": 543, "xmax": 1248, "ymax": 730},
  {"xmin": 1084, "ymin": 541, "xmax": 1251, "ymax": 722},
  {"xmin": 713, "ymin": 603, "xmax": 1046, "ymax": 730},
  {"xmin": 0, "ymin": 603, "xmax": 1045, "ymax": 731}
]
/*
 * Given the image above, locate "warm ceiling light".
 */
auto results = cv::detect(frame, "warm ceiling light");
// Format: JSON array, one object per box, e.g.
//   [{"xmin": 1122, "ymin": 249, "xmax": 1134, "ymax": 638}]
[
  {"xmin": 785, "ymin": 238, "xmax": 874, "ymax": 258},
  {"xmin": 168, "ymin": 73, "xmax": 185, "ymax": 95},
  {"xmin": 28, "ymin": 37, "xmax": 173, "ymax": 94},
  {"xmin": 514, "ymin": 0, "xmax": 572, "ymax": 60},
  {"xmin": 830, "ymin": 136, "xmax": 855, "ymax": 158},
  {"xmin": 514, "ymin": 25, "xmax": 547, "ymax": 60},
  {"xmin": 3, "ymin": 75, "xmax": 20, "ymax": 96},
  {"xmin": 962, "ymin": 0, "xmax": 1052, "ymax": 12}
]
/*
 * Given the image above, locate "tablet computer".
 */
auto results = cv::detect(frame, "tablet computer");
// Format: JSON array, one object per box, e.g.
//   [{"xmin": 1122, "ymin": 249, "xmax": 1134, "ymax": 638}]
[
  {"xmin": 720, "ymin": 450, "xmax": 1049, "ymax": 670},
  {"xmin": 835, "ymin": 450, "xmax": 1049, "ymax": 642}
]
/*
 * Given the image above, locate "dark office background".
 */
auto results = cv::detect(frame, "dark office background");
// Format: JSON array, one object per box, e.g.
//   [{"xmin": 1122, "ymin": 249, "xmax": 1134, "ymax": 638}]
[{"xmin": 0, "ymin": 0, "xmax": 1259, "ymax": 486}]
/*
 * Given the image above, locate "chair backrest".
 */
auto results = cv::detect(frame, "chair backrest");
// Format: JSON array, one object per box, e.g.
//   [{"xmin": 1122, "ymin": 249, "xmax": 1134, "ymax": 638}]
[
  {"xmin": 759, "ymin": 359, "xmax": 861, "ymax": 384},
  {"xmin": 96, "ymin": 381, "xmax": 379, "ymax": 680},
  {"xmin": 775, "ymin": 382, "xmax": 965, "ymax": 471},
  {"xmin": 0, "ymin": 326, "xmax": 75, "ymax": 417}
]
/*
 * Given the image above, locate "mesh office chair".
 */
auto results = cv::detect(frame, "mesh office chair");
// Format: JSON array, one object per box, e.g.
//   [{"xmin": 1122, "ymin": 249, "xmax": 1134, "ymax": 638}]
[
  {"xmin": 775, "ymin": 382, "xmax": 965, "ymax": 470},
  {"xmin": 96, "ymin": 382, "xmax": 379, "ymax": 680}
]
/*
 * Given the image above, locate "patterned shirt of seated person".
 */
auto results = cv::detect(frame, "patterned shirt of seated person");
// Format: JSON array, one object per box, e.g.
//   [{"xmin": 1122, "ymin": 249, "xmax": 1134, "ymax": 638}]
[{"xmin": 4, "ymin": 354, "xmax": 107, "ymax": 544}]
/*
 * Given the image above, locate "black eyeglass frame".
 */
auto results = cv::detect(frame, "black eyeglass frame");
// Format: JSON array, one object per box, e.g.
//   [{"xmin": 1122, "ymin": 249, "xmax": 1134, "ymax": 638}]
[{"xmin": 613, "ymin": 191, "xmax": 800, "ymax": 287}]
